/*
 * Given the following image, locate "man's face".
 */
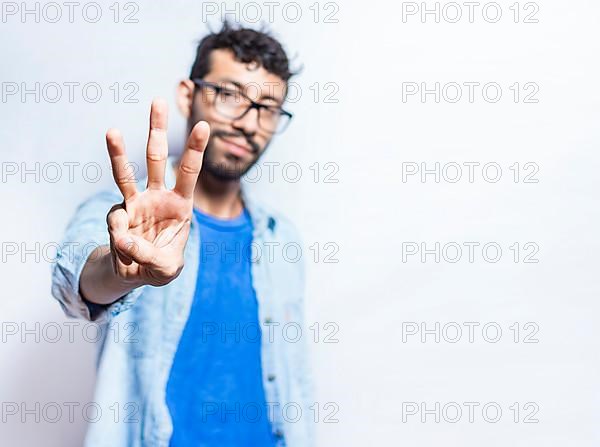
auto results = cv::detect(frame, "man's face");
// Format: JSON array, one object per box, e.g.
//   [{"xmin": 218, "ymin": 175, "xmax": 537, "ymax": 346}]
[{"xmin": 187, "ymin": 49, "xmax": 288, "ymax": 180}]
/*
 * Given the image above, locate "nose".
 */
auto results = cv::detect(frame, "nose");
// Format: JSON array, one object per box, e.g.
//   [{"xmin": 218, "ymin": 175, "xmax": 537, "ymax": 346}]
[{"xmin": 231, "ymin": 106, "xmax": 259, "ymax": 136}]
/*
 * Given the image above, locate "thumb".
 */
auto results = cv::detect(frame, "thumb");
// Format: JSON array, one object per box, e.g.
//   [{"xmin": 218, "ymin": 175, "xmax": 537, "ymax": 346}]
[{"xmin": 115, "ymin": 233, "xmax": 158, "ymax": 266}]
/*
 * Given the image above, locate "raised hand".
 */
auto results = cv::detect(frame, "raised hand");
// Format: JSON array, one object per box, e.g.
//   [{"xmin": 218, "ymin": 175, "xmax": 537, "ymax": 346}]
[{"xmin": 104, "ymin": 98, "xmax": 210, "ymax": 288}]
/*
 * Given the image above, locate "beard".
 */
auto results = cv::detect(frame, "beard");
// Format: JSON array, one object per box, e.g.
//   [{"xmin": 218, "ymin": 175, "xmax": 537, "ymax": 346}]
[{"xmin": 201, "ymin": 129, "xmax": 265, "ymax": 181}]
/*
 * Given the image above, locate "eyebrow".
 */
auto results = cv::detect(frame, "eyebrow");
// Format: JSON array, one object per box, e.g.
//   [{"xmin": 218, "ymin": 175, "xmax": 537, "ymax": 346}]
[{"xmin": 219, "ymin": 78, "xmax": 283, "ymax": 104}]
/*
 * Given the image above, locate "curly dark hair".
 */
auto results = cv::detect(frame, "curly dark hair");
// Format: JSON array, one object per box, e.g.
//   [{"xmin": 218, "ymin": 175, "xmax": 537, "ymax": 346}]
[{"xmin": 190, "ymin": 21, "xmax": 296, "ymax": 82}]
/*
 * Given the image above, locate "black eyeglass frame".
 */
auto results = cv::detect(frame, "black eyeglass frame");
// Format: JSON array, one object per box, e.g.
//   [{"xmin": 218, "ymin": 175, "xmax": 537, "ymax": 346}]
[{"xmin": 191, "ymin": 78, "xmax": 293, "ymax": 134}]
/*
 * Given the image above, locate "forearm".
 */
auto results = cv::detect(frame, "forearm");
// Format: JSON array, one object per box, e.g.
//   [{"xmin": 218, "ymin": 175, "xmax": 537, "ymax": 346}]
[{"xmin": 79, "ymin": 245, "xmax": 143, "ymax": 306}]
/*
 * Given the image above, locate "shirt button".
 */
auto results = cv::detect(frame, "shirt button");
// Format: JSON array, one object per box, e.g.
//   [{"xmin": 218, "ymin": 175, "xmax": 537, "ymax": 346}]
[
  {"xmin": 274, "ymin": 429, "xmax": 284, "ymax": 439},
  {"xmin": 265, "ymin": 317, "xmax": 273, "ymax": 324},
  {"xmin": 267, "ymin": 374, "xmax": 276, "ymax": 382}
]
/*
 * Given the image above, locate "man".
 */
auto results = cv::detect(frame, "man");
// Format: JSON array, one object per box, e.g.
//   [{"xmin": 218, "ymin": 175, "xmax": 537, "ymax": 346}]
[{"xmin": 51, "ymin": 22, "xmax": 312, "ymax": 447}]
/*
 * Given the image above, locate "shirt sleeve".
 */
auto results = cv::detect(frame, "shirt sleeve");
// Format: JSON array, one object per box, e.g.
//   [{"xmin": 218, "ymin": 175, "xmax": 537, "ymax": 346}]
[{"xmin": 51, "ymin": 189, "xmax": 145, "ymax": 323}]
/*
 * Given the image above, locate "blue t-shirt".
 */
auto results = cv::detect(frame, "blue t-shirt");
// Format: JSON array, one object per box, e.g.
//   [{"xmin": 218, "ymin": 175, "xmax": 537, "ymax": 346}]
[{"xmin": 166, "ymin": 207, "xmax": 276, "ymax": 447}]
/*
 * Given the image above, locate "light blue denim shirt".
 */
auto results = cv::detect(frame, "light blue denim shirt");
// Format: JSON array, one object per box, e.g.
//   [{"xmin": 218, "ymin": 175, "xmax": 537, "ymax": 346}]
[{"xmin": 51, "ymin": 159, "xmax": 314, "ymax": 446}]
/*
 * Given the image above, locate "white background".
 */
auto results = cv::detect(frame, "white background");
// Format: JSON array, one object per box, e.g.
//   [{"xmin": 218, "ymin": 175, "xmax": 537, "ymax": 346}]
[{"xmin": 1, "ymin": 0, "xmax": 600, "ymax": 445}]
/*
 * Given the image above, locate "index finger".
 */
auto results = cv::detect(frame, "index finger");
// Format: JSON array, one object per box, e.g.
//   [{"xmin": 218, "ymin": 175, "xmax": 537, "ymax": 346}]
[
  {"xmin": 173, "ymin": 121, "xmax": 210, "ymax": 199},
  {"xmin": 106, "ymin": 128, "xmax": 138, "ymax": 200}
]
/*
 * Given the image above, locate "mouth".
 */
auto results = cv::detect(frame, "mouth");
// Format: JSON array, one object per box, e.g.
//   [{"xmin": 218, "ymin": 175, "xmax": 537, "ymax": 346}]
[{"xmin": 219, "ymin": 136, "xmax": 253, "ymax": 157}]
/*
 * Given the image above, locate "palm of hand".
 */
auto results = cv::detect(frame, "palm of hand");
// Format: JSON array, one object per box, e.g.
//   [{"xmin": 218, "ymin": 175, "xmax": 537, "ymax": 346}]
[{"xmin": 105, "ymin": 98, "xmax": 210, "ymax": 287}]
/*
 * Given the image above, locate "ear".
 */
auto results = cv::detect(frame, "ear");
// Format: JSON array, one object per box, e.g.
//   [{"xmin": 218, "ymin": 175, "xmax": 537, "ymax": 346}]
[{"xmin": 176, "ymin": 79, "xmax": 195, "ymax": 118}]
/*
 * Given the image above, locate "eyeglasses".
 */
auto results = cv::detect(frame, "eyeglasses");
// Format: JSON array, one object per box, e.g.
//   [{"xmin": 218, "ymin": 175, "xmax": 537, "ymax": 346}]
[{"xmin": 191, "ymin": 78, "xmax": 293, "ymax": 134}]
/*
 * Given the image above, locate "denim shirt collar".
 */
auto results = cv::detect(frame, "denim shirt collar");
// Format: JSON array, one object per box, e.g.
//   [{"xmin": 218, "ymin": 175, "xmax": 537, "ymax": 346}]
[{"xmin": 161, "ymin": 156, "xmax": 273, "ymax": 237}]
